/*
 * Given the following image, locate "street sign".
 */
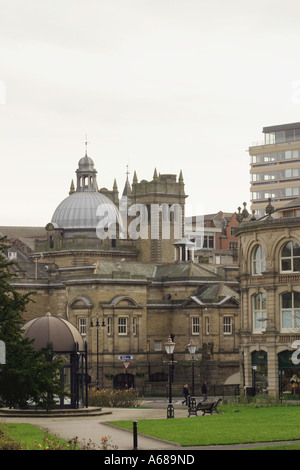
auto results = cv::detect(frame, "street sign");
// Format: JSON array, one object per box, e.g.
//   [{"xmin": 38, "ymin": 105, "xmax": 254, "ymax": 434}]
[
  {"xmin": 117, "ymin": 355, "xmax": 133, "ymax": 360},
  {"xmin": 122, "ymin": 361, "xmax": 131, "ymax": 370},
  {"xmin": 0, "ymin": 340, "xmax": 6, "ymax": 365}
]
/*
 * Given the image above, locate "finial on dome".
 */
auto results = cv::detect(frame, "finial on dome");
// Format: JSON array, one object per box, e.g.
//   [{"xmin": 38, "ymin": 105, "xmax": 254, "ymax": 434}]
[{"xmin": 84, "ymin": 134, "xmax": 90, "ymax": 156}]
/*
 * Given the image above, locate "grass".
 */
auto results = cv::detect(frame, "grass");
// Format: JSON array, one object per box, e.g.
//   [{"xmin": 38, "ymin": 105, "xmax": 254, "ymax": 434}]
[
  {"xmin": 2, "ymin": 423, "xmax": 75, "ymax": 450},
  {"xmin": 250, "ymin": 443, "xmax": 300, "ymax": 450},
  {"xmin": 108, "ymin": 404, "xmax": 300, "ymax": 447},
  {"xmin": 4, "ymin": 403, "xmax": 300, "ymax": 450}
]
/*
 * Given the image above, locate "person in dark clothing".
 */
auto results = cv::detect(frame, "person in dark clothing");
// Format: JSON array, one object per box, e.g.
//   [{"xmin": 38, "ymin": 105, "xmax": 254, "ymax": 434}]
[
  {"xmin": 202, "ymin": 380, "xmax": 208, "ymax": 402},
  {"xmin": 182, "ymin": 384, "xmax": 190, "ymax": 405}
]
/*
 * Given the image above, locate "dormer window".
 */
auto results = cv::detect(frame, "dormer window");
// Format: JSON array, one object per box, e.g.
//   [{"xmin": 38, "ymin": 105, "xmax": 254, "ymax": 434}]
[{"xmin": 282, "ymin": 209, "xmax": 300, "ymax": 218}]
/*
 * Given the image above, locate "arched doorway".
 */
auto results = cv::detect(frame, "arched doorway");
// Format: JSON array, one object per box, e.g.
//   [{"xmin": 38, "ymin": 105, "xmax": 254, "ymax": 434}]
[
  {"xmin": 113, "ymin": 373, "xmax": 135, "ymax": 390},
  {"xmin": 278, "ymin": 350, "xmax": 300, "ymax": 398},
  {"xmin": 251, "ymin": 351, "xmax": 268, "ymax": 394}
]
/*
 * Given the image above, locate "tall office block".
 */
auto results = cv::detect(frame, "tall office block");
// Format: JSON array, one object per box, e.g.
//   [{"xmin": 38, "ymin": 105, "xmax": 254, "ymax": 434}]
[{"xmin": 249, "ymin": 122, "xmax": 300, "ymax": 217}]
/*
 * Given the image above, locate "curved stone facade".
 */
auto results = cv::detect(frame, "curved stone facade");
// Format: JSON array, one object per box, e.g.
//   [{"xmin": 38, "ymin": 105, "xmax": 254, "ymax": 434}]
[{"xmin": 235, "ymin": 200, "xmax": 300, "ymax": 398}]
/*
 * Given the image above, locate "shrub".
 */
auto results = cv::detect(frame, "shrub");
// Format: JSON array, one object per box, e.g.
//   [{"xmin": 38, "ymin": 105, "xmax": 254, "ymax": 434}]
[
  {"xmin": 88, "ymin": 388, "xmax": 142, "ymax": 408},
  {"xmin": 0, "ymin": 424, "xmax": 22, "ymax": 450}
]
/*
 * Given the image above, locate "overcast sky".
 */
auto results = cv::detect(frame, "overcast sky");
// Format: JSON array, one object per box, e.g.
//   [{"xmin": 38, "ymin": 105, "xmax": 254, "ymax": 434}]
[{"xmin": 1, "ymin": 0, "xmax": 300, "ymax": 226}]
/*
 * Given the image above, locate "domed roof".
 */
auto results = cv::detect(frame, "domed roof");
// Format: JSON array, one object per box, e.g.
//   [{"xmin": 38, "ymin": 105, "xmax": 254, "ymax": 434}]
[
  {"xmin": 78, "ymin": 154, "xmax": 95, "ymax": 172},
  {"xmin": 51, "ymin": 190, "xmax": 120, "ymax": 229},
  {"xmin": 50, "ymin": 153, "xmax": 121, "ymax": 230},
  {"xmin": 22, "ymin": 312, "xmax": 85, "ymax": 352}
]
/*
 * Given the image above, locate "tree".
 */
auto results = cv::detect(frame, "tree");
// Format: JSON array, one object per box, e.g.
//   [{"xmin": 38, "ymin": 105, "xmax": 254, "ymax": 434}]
[{"xmin": 0, "ymin": 237, "xmax": 65, "ymax": 410}]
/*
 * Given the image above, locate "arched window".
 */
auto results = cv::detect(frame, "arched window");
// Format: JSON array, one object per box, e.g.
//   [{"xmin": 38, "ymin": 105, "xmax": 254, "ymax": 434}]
[
  {"xmin": 281, "ymin": 292, "xmax": 300, "ymax": 330},
  {"xmin": 253, "ymin": 293, "xmax": 267, "ymax": 331},
  {"xmin": 252, "ymin": 245, "xmax": 266, "ymax": 275},
  {"xmin": 281, "ymin": 241, "xmax": 300, "ymax": 272}
]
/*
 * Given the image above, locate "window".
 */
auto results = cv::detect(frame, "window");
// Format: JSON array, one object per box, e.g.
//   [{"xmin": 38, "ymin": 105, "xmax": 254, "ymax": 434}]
[
  {"xmin": 223, "ymin": 316, "xmax": 233, "ymax": 334},
  {"xmin": 280, "ymin": 241, "xmax": 300, "ymax": 272},
  {"xmin": 253, "ymin": 293, "xmax": 267, "ymax": 330},
  {"xmin": 203, "ymin": 235, "xmax": 214, "ymax": 249},
  {"xmin": 283, "ymin": 210, "xmax": 294, "ymax": 218},
  {"xmin": 154, "ymin": 341, "xmax": 162, "ymax": 351},
  {"xmin": 150, "ymin": 372, "xmax": 168, "ymax": 382},
  {"xmin": 78, "ymin": 318, "xmax": 86, "ymax": 336},
  {"xmin": 252, "ymin": 245, "xmax": 266, "ymax": 275},
  {"xmin": 118, "ymin": 317, "xmax": 127, "ymax": 335},
  {"xmin": 192, "ymin": 317, "xmax": 200, "ymax": 335},
  {"xmin": 281, "ymin": 292, "xmax": 300, "ymax": 330}
]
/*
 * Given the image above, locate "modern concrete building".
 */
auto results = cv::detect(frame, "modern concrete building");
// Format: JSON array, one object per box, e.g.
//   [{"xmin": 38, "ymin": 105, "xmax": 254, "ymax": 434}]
[{"xmin": 249, "ymin": 122, "xmax": 300, "ymax": 217}]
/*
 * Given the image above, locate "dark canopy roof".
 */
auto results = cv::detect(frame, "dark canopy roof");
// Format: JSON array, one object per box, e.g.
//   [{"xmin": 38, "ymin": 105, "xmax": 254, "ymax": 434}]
[{"xmin": 22, "ymin": 312, "xmax": 85, "ymax": 352}]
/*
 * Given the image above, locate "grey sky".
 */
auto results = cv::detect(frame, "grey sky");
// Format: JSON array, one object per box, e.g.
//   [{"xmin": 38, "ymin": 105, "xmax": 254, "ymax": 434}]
[{"xmin": 1, "ymin": 0, "xmax": 300, "ymax": 226}]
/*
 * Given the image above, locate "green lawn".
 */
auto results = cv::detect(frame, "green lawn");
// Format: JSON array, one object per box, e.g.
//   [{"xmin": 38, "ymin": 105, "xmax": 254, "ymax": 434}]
[
  {"xmin": 108, "ymin": 404, "xmax": 300, "ymax": 447},
  {"xmin": 2, "ymin": 423, "xmax": 75, "ymax": 450},
  {"xmin": 4, "ymin": 404, "xmax": 300, "ymax": 450}
]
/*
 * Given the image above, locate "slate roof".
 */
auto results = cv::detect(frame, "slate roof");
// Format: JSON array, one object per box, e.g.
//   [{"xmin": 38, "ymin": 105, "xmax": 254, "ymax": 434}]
[
  {"xmin": 94, "ymin": 260, "xmax": 222, "ymax": 281},
  {"xmin": 0, "ymin": 226, "xmax": 46, "ymax": 250}
]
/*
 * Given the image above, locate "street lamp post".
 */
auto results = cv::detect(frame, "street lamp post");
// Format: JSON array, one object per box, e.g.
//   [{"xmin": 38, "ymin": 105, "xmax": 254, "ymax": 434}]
[
  {"xmin": 90, "ymin": 315, "xmax": 106, "ymax": 390},
  {"xmin": 187, "ymin": 339, "xmax": 196, "ymax": 401},
  {"xmin": 165, "ymin": 335, "xmax": 176, "ymax": 419}
]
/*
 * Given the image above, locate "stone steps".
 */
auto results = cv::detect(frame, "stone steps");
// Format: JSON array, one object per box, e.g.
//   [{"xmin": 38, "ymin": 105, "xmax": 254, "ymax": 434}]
[{"xmin": 0, "ymin": 407, "xmax": 110, "ymax": 418}]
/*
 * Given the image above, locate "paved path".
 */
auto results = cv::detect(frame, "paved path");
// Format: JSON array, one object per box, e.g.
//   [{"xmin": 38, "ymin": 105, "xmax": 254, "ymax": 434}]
[
  {"xmin": 0, "ymin": 406, "xmax": 184, "ymax": 450},
  {"xmin": 2, "ymin": 400, "xmax": 300, "ymax": 451}
]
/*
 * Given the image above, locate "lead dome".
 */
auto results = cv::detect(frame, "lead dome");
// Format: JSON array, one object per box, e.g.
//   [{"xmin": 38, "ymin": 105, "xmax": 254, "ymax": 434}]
[
  {"xmin": 50, "ymin": 151, "xmax": 120, "ymax": 230},
  {"xmin": 51, "ymin": 190, "xmax": 120, "ymax": 230}
]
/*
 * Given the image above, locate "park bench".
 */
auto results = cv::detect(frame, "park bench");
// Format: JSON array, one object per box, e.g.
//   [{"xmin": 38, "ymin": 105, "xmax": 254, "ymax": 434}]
[{"xmin": 188, "ymin": 398, "xmax": 222, "ymax": 417}]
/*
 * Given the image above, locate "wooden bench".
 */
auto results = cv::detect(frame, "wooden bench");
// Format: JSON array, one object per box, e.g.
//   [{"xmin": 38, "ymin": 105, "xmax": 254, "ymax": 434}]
[{"xmin": 188, "ymin": 398, "xmax": 222, "ymax": 417}]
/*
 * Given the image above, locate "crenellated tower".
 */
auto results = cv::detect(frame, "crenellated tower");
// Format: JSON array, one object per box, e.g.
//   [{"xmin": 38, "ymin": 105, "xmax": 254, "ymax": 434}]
[{"xmin": 126, "ymin": 168, "xmax": 187, "ymax": 263}]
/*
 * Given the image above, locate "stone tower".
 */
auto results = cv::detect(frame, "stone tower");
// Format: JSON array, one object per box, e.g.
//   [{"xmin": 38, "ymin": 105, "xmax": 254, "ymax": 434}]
[{"xmin": 125, "ymin": 169, "xmax": 187, "ymax": 263}]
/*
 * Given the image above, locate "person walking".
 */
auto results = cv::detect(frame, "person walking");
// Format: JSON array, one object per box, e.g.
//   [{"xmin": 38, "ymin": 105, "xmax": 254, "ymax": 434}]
[
  {"xmin": 202, "ymin": 380, "xmax": 208, "ymax": 402},
  {"xmin": 182, "ymin": 384, "xmax": 190, "ymax": 405}
]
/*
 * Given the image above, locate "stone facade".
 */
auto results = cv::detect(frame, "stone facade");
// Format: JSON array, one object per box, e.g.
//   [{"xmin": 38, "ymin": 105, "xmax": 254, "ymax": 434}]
[
  {"xmin": 2, "ymin": 153, "xmax": 241, "ymax": 395},
  {"xmin": 235, "ymin": 198, "xmax": 300, "ymax": 398}
]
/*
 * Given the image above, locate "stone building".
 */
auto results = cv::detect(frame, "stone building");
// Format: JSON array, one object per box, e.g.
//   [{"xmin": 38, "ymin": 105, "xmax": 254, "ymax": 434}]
[
  {"xmin": 1, "ymin": 148, "xmax": 241, "ymax": 395},
  {"xmin": 185, "ymin": 211, "xmax": 240, "ymax": 268},
  {"xmin": 235, "ymin": 198, "xmax": 300, "ymax": 398}
]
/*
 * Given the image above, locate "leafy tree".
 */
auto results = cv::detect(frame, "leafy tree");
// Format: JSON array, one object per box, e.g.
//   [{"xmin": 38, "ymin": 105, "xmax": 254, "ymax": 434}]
[{"xmin": 0, "ymin": 237, "xmax": 64, "ymax": 410}]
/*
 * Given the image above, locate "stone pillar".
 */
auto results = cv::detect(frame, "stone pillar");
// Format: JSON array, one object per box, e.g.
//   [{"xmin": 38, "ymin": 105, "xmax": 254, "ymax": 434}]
[
  {"xmin": 243, "ymin": 346, "xmax": 253, "ymax": 390},
  {"xmin": 266, "ymin": 342, "xmax": 278, "ymax": 397}
]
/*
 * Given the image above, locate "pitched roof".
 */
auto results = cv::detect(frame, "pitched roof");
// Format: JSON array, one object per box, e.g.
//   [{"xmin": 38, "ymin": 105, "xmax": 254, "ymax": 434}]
[
  {"xmin": 93, "ymin": 260, "xmax": 223, "ymax": 281},
  {"xmin": 184, "ymin": 282, "xmax": 239, "ymax": 306},
  {"xmin": 279, "ymin": 197, "xmax": 300, "ymax": 210},
  {"xmin": 0, "ymin": 226, "xmax": 46, "ymax": 250}
]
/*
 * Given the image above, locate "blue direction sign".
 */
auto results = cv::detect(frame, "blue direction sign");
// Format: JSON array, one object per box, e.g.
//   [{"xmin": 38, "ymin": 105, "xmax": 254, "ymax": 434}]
[{"xmin": 117, "ymin": 355, "xmax": 133, "ymax": 360}]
